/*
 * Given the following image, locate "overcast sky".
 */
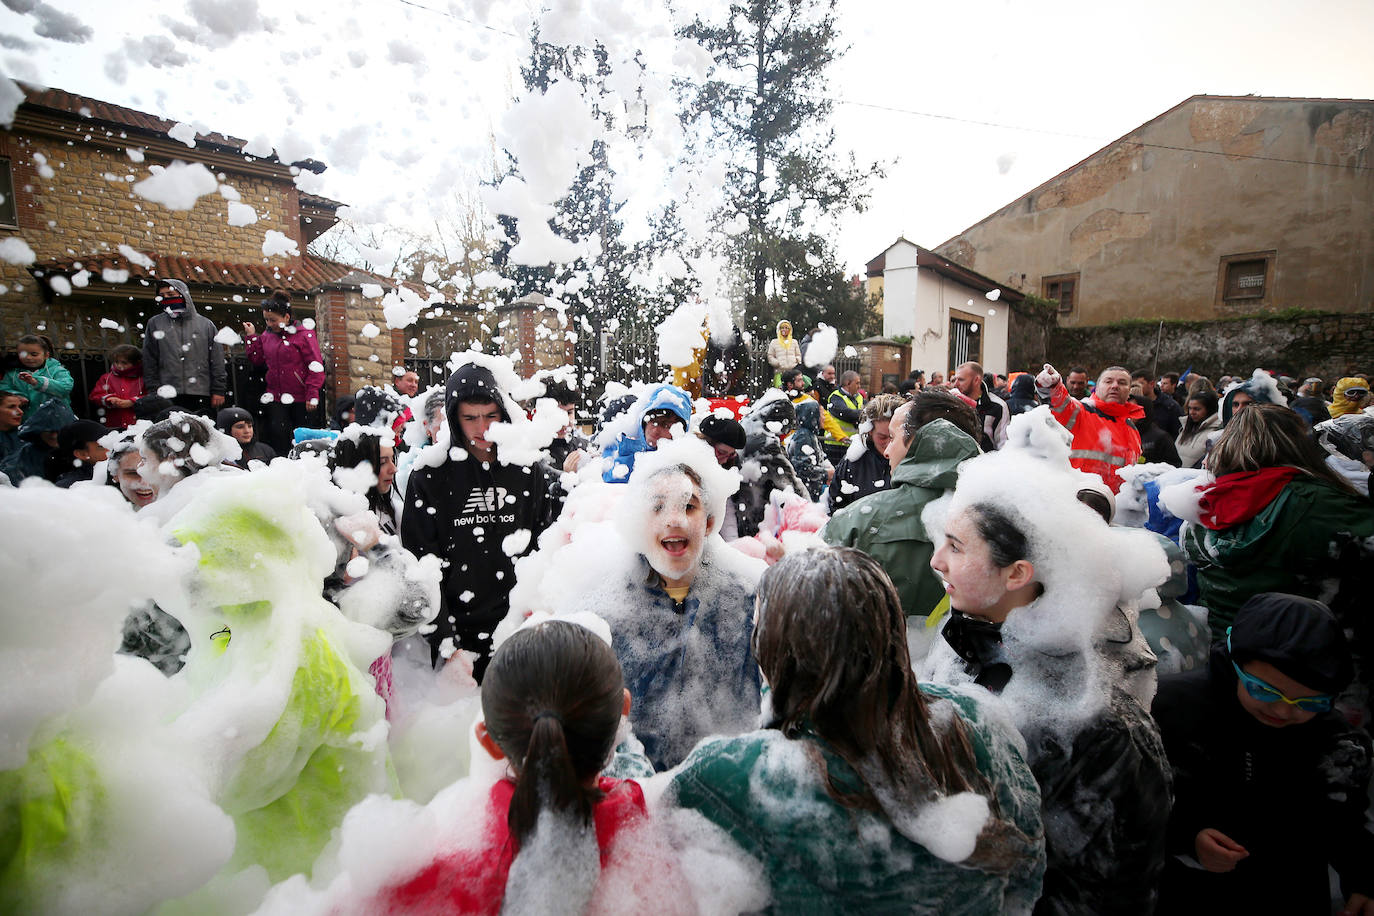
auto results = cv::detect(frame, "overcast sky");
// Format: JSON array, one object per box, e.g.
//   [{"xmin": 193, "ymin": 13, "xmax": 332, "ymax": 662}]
[{"xmin": 4, "ymin": 0, "xmax": 1372, "ymax": 281}]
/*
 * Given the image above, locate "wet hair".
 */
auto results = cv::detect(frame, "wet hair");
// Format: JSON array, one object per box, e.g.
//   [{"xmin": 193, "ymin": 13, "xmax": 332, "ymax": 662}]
[
  {"xmin": 482, "ymin": 621, "xmax": 625, "ymax": 850},
  {"xmin": 753, "ymin": 548, "xmax": 1028, "ymax": 868},
  {"xmin": 541, "ymin": 379, "xmax": 576, "ymax": 407},
  {"xmin": 422, "ymin": 389, "xmax": 445, "ymax": 425},
  {"xmin": 901, "ymin": 389, "xmax": 980, "ymax": 443},
  {"xmin": 965, "ymin": 503, "xmax": 1031, "ymax": 569},
  {"xmin": 330, "ymin": 429, "xmax": 394, "ymax": 516},
  {"xmin": 261, "ymin": 288, "xmax": 292, "ymax": 318},
  {"xmin": 141, "ymin": 413, "xmax": 216, "ymax": 476},
  {"xmin": 1208, "ymin": 403, "xmax": 1360, "ymax": 495},
  {"xmin": 1076, "ymin": 489, "xmax": 1113, "ymax": 524},
  {"xmin": 17, "ymin": 333, "xmax": 53, "ymax": 358},
  {"xmin": 107, "ymin": 343, "xmax": 142, "ymax": 365},
  {"xmin": 0, "ymin": 390, "xmax": 27, "ymax": 407}
]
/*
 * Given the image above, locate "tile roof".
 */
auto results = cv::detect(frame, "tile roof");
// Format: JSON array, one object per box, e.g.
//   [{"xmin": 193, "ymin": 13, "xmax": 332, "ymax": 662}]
[
  {"xmin": 20, "ymin": 85, "xmax": 329, "ymax": 175},
  {"xmin": 31, "ymin": 250, "xmax": 401, "ymax": 296}
]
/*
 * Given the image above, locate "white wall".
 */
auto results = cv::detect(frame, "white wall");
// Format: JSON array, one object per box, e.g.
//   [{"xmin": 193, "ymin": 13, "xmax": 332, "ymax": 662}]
[{"xmin": 877, "ymin": 238, "xmax": 1009, "ymax": 377}]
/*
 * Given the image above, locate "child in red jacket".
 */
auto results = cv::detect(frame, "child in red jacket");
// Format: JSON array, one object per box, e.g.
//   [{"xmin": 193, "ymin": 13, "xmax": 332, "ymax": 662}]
[
  {"xmin": 373, "ymin": 620, "xmax": 670, "ymax": 915},
  {"xmin": 89, "ymin": 344, "xmax": 145, "ymax": 430}
]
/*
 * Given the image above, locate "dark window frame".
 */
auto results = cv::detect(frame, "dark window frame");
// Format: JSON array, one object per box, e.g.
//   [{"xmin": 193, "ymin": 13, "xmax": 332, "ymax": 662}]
[
  {"xmin": 0, "ymin": 157, "xmax": 17, "ymax": 228},
  {"xmin": 1216, "ymin": 250, "xmax": 1276, "ymax": 308},
  {"xmin": 1042, "ymin": 272, "xmax": 1079, "ymax": 314}
]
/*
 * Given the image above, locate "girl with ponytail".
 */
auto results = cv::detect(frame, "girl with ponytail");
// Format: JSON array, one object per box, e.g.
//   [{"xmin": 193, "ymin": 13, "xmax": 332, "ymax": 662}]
[{"xmin": 375, "ymin": 620, "xmax": 655, "ymax": 914}]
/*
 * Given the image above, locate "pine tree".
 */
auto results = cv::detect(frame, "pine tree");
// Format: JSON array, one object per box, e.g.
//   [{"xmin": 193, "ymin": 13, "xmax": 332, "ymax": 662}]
[{"xmin": 678, "ymin": 0, "xmax": 880, "ymax": 343}]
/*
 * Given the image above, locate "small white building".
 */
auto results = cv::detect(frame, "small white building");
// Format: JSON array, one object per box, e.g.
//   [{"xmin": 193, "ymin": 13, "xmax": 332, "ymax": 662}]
[{"xmin": 867, "ymin": 238, "xmax": 1021, "ymax": 377}]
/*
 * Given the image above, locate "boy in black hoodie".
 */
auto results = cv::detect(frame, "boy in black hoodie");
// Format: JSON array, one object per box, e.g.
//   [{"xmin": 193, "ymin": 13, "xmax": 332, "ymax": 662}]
[
  {"xmin": 1153, "ymin": 593, "xmax": 1374, "ymax": 915},
  {"xmin": 399, "ymin": 362, "xmax": 562, "ymax": 679}
]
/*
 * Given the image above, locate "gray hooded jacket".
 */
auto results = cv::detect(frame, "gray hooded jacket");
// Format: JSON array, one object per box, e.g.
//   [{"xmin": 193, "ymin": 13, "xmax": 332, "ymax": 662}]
[{"xmin": 142, "ymin": 279, "xmax": 227, "ymax": 398}]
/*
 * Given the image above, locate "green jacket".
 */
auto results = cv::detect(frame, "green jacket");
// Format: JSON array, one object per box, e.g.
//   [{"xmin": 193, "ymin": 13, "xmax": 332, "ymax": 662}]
[
  {"xmin": 0, "ymin": 357, "xmax": 74, "ymax": 419},
  {"xmin": 668, "ymin": 684, "xmax": 1045, "ymax": 914},
  {"xmin": 1183, "ymin": 476, "xmax": 1374, "ymax": 633},
  {"xmin": 822, "ymin": 419, "xmax": 980, "ymax": 618}
]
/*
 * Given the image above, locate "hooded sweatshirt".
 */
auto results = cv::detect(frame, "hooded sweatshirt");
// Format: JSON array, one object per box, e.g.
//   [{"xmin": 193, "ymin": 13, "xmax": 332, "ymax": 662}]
[
  {"xmin": 823, "ymin": 419, "xmax": 981, "ymax": 618},
  {"xmin": 1152, "ymin": 593, "xmax": 1373, "ymax": 914},
  {"xmin": 399, "ymin": 363, "xmax": 562, "ymax": 668},
  {"xmin": 785, "ymin": 399, "xmax": 828, "ymax": 500},
  {"xmin": 600, "ymin": 383, "xmax": 693, "ymax": 484},
  {"xmin": 0, "ymin": 398, "xmax": 78, "ymax": 484},
  {"xmin": 142, "ymin": 279, "xmax": 227, "ymax": 399}
]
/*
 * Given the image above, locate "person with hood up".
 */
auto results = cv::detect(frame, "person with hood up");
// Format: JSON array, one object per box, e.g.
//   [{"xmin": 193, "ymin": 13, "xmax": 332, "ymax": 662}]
[
  {"xmin": 243, "ymin": 289, "xmax": 326, "ymax": 454},
  {"xmin": 827, "ymin": 393, "xmax": 901, "ymax": 514},
  {"xmin": 734, "ymin": 393, "xmax": 809, "ymax": 536},
  {"xmin": 785, "ymin": 398, "xmax": 830, "ymax": 500},
  {"xmin": 1035, "ymin": 363, "xmax": 1143, "ymax": 493},
  {"xmin": 400, "ymin": 360, "xmax": 563, "ymax": 678},
  {"xmin": 599, "ymin": 382, "xmax": 693, "ymax": 484},
  {"xmin": 1218, "ymin": 368, "xmax": 1287, "ymax": 426},
  {"xmin": 1329, "ymin": 376, "xmax": 1371, "ymax": 418},
  {"xmin": 823, "ymin": 390, "xmax": 982, "ymax": 620},
  {"xmin": 1152, "ymin": 593, "xmax": 1374, "ymax": 916},
  {"xmin": 766, "ymin": 319, "xmax": 802, "ymax": 385},
  {"xmin": 0, "ymin": 396, "xmax": 77, "ymax": 484},
  {"xmin": 668, "ymin": 547, "xmax": 1046, "ymax": 913},
  {"xmin": 142, "ymin": 278, "xmax": 227, "ymax": 414},
  {"xmin": 1004, "ymin": 373, "xmax": 1040, "ymax": 416},
  {"xmin": 215, "ymin": 406, "xmax": 277, "ymax": 468},
  {"xmin": 1313, "ymin": 412, "xmax": 1374, "ymax": 496}
]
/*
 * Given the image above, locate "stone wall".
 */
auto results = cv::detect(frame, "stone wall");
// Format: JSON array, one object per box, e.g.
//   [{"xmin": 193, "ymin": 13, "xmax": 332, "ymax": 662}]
[{"xmin": 1022, "ymin": 312, "xmax": 1374, "ymax": 380}]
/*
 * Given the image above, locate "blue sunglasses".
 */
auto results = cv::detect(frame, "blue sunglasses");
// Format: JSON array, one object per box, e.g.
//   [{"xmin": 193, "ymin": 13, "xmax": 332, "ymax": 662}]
[{"xmin": 1226, "ymin": 628, "xmax": 1334, "ymax": 713}]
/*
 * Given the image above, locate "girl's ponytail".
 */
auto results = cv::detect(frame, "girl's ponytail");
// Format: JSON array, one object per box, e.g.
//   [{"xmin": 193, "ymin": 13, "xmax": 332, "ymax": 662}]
[
  {"xmin": 480, "ymin": 621, "xmax": 625, "ymax": 852},
  {"xmin": 507, "ymin": 711, "xmax": 595, "ymax": 848}
]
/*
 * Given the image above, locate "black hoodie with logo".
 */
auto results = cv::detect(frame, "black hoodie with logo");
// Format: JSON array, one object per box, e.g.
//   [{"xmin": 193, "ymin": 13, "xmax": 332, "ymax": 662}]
[{"xmin": 399, "ymin": 363, "xmax": 562, "ymax": 673}]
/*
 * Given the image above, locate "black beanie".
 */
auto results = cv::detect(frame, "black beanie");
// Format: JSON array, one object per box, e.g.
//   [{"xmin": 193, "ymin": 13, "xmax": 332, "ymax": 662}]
[
  {"xmin": 699, "ymin": 415, "xmax": 746, "ymax": 450},
  {"xmin": 1228, "ymin": 592, "xmax": 1353, "ymax": 695}
]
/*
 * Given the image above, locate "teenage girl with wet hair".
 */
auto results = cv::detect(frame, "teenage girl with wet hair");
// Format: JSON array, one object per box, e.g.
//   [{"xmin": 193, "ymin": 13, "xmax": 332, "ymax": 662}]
[
  {"xmin": 374, "ymin": 620, "xmax": 654, "ymax": 914},
  {"xmin": 668, "ymin": 546, "xmax": 1045, "ymax": 912}
]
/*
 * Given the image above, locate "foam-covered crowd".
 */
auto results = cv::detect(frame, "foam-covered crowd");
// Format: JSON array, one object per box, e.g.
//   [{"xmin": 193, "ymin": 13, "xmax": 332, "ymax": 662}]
[{"xmin": 2, "ymin": 301, "xmax": 1373, "ymax": 916}]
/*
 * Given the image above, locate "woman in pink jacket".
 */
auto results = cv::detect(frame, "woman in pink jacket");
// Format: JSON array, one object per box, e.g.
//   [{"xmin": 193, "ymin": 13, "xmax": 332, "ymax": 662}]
[{"xmin": 243, "ymin": 289, "xmax": 325, "ymax": 454}]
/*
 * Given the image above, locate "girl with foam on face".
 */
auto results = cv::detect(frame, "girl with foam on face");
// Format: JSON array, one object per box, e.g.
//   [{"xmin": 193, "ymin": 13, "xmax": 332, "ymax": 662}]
[
  {"xmin": 922, "ymin": 442, "xmax": 1174, "ymax": 916},
  {"xmin": 668, "ymin": 546, "xmax": 1046, "ymax": 912}
]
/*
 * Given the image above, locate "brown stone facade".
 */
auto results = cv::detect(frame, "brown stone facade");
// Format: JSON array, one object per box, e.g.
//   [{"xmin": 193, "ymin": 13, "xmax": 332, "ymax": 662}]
[{"xmin": 934, "ymin": 96, "xmax": 1374, "ymax": 328}]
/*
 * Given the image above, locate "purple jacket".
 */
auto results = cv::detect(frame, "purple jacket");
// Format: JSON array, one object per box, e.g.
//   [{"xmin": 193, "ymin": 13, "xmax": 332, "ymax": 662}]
[{"xmin": 245, "ymin": 323, "xmax": 326, "ymax": 402}]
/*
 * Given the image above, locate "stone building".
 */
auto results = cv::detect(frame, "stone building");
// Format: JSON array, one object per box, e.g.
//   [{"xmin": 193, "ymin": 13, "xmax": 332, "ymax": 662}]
[
  {"xmin": 932, "ymin": 96, "xmax": 1374, "ymax": 327},
  {"xmin": 0, "ymin": 86, "xmax": 427, "ymax": 414}
]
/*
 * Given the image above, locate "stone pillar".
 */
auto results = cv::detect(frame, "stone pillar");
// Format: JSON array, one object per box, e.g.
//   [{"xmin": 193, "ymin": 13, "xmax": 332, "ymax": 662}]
[{"xmin": 495, "ymin": 293, "xmax": 574, "ymax": 377}]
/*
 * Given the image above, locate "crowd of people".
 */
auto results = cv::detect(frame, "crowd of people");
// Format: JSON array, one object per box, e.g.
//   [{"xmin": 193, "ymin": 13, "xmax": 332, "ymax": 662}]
[{"xmin": 2, "ymin": 287, "xmax": 1373, "ymax": 915}]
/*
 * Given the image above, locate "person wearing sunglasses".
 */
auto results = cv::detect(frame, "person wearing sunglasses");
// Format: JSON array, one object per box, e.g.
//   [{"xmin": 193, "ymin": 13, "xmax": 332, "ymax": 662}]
[{"xmin": 1152, "ymin": 592, "xmax": 1374, "ymax": 915}]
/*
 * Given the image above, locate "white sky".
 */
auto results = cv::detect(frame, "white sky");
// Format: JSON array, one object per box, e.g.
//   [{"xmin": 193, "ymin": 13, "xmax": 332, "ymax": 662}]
[{"xmin": 3, "ymin": 0, "xmax": 1372, "ymax": 282}]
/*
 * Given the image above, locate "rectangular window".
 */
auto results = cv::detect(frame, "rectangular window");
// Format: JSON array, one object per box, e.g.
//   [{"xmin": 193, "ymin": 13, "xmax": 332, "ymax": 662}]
[
  {"xmin": 1043, "ymin": 273, "xmax": 1079, "ymax": 313},
  {"xmin": 1224, "ymin": 259, "xmax": 1267, "ymax": 299},
  {"xmin": 0, "ymin": 158, "xmax": 16, "ymax": 227}
]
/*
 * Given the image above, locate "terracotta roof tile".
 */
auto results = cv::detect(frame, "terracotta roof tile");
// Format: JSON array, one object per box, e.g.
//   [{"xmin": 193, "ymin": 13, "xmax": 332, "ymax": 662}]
[
  {"xmin": 31, "ymin": 250, "xmax": 389, "ymax": 295},
  {"xmin": 20, "ymin": 85, "xmax": 326, "ymax": 172}
]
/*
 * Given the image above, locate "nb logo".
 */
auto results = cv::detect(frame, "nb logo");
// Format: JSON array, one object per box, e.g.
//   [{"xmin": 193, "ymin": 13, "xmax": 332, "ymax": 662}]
[{"xmin": 463, "ymin": 486, "xmax": 509, "ymax": 515}]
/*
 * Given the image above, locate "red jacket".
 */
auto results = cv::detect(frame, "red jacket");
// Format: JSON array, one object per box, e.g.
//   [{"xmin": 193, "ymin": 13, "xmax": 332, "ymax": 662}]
[
  {"xmin": 374, "ymin": 777, "xmax": 647, "ymax": 915},
  {"xmin": 89, "ymin": 366, "xmax": 145, "ymax": 430},
  {"xmin": 245, "ymin": 322, "xmax": 325, "ymax": 403},
  {"xmin": 1047, "ymin": 383, "xmax": 1144, "ymax": 493}
]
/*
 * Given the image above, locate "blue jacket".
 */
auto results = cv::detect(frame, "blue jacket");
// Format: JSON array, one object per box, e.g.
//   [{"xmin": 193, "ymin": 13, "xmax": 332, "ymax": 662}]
[{"xmin": 600, "ymin": 383, "xmax": 693, "ymax": 483}]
